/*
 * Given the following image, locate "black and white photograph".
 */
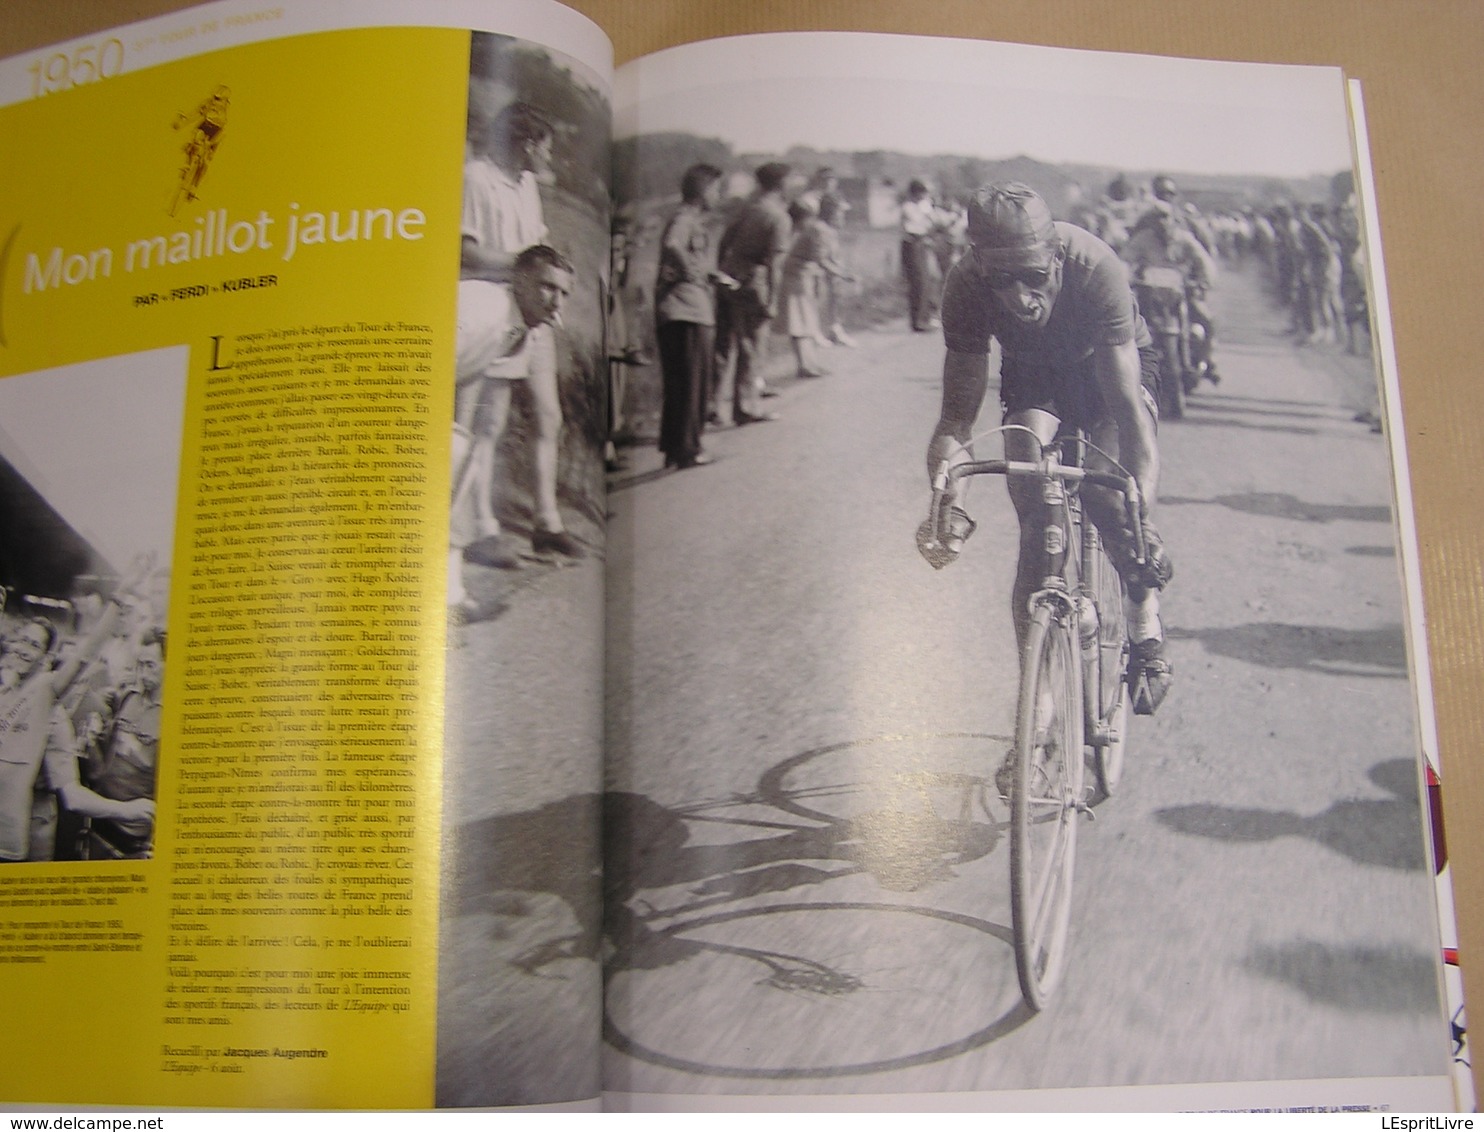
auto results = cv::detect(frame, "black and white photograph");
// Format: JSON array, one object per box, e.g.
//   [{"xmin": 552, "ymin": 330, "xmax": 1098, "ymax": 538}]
[
  {"xmin": 436, "ymin": 28, "xmax": 610, "ymax": 1109},
  {"xmin": 0, "ymin": 349, "xmax": 182, "ymax": 865},
  {"xmin": 601, "ymin": 33, "xmax": 1456, "ymax": 1106}
]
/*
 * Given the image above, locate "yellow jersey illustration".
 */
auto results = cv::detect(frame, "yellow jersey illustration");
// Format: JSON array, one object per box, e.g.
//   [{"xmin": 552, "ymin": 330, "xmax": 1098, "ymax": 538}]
[{"xmin": 169, "ymin": 85, "xmax": 230, "ymax": 216}]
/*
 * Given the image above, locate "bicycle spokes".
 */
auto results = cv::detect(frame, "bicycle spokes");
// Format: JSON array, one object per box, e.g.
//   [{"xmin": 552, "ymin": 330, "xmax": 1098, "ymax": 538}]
[{"xmin": 1010, "ymin": 611, "xmax": 1084, "ymax": 1010}]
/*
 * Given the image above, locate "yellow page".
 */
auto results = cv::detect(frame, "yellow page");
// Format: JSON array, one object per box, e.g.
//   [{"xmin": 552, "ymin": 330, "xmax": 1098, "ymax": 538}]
[{"xmin": 0, "ymin": 0, "xmax": 611, "ymax": 1110}]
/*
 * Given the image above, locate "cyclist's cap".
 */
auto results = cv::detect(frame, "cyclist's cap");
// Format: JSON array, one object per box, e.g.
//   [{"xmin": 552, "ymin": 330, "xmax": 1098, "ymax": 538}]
[{"xmin": 966, "ymin": 182, "xmax": 1060, "ymax": 267}]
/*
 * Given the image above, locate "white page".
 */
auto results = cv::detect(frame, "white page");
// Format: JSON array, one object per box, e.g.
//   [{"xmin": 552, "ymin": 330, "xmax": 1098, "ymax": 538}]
[{"xmin": 605, "ymin": 30, "xmax": 1461, "ymax": 1111}]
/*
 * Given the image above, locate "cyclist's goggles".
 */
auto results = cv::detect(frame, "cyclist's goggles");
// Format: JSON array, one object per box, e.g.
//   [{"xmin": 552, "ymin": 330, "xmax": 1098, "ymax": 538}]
[{"xmin": 985, "ymin": 264, "xmax": 1054, "ymax": 291}]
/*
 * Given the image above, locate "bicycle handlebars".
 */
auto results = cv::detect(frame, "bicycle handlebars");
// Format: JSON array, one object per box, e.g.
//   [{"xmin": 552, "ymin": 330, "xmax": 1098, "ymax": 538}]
[{"xmin": 924, "ymin": 445, "xmax": 1151, "ymax": 570}]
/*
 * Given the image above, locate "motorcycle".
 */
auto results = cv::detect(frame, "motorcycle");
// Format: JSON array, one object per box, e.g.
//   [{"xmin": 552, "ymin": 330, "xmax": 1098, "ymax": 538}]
[{"xmin": 1131, "ymin": 264, "xmax": 1202, "ymax": 420}]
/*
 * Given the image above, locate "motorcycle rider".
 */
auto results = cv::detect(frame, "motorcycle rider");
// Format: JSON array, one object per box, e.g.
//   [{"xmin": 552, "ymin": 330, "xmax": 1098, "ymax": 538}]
[
  {"xmin": 1151, "ymin": 175, "xmax": 1215, "ymax": 253},
  {"xmin": 921, "ymin": 183, "xmax": 1174, "ymax": 783},
  {"xmin": 1122, "ymin": 198, "xmax": 1220, "ymax": 385},
  {"xmin": 1146, "ymin": 176, "xmax": 1221, "ymax": 383}
]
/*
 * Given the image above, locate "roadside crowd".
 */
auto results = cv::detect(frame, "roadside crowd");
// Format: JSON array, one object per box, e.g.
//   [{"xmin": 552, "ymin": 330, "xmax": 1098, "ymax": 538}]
[{"xmin": 622, "ymin": 161, "xmax": 1373, "ymax": 470}]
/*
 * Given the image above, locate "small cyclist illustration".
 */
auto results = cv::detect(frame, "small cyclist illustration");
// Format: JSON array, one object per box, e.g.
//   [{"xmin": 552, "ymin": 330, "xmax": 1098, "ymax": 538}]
[{"xmin": 169, "ymin": 84, "xmax": 230, "ymax": 216}]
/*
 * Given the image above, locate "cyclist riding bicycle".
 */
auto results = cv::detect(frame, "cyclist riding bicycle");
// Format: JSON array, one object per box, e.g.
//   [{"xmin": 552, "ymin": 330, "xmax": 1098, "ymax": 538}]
[{"xmin": 919, "ymin": 182, "xmax": 1174, "ymax": 750}]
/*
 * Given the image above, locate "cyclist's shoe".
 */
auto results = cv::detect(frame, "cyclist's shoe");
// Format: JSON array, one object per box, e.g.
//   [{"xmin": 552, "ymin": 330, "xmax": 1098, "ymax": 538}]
[
  {"xmin": 464, "ymin": 533, "xmax": 521, "ymax": 570},
  {"xmin": 1138, "ymin": 524, "xmax": 1174, "ymax": 591},
  {"xmin": 531, "ymin": 528, "xmax": 586, "ymax": 560},
  {"xmin": 1129, "ymin": 635, "xmax": 1174, "ymax": 715},
  {"xmin": 916, "ymin": 505, "xmax": 976, "ymax": 570}
]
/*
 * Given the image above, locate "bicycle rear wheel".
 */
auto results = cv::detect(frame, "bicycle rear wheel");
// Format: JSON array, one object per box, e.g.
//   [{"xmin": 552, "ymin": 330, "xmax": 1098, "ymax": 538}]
[
  {"xmin": 1093, "ymin": 546, "xmax": 1130, "ymax": 798},
  {"xmin": 1158, "ymin": 333, "xmax": 1186, "ymax": 419},
  {"xmin": 1010, "ymin": 603, "xmax": 1085, "ymax": 1011}
]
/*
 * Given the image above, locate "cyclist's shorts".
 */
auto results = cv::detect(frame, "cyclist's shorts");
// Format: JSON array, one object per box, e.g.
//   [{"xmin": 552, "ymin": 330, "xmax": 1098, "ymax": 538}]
[{"xmin": 1000, "ymin": 342, "xmax": 1161, "ymax": 429}]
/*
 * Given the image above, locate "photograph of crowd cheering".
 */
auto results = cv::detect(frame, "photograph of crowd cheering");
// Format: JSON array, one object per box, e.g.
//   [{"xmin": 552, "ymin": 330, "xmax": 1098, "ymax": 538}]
[{"xmin": 0, "ymin": 350, "xmax": 182, "ymax": 864}]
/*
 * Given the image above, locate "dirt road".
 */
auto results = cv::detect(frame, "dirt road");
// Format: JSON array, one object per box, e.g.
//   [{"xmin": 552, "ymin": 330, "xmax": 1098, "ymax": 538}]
[{"xmin": 600, "ymin": 260, "xmax": 1453, "ymax": 1102}]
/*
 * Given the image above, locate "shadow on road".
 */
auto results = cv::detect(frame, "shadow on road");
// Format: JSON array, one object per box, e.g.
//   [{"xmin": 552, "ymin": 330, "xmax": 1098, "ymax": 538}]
[
  {"xmin": 1196, "ymin": 391, "xmax": 1335, "ymax": 409},
  {"xmin": 437, "ymin": 793, "xmax": 603, "ymax": 1107},
  {"xmin": 607, "ymin": 464, "xmax": 679, "ymax": 493},
  {"xmin": 1160, "ymin": 491, "xmax": 1391, "ymax": 524},
  {"xmin": 1167, "ymin": 621, "xmax": 1408, "ymax": 678},
  {"xmin": 603, "ymin": 900, "xmax": 1032, "ymax": 1081},
  {"xmin": 1166, "ymin": 411, "xmax": 1320, "ymax": 438},
  {"xmin": 1154, "ymin": 758, "xmax": 1427, "ymax": 872},
  {"xmin": 1243, "ymin": 939, "xmax": 1440, "ymax": 1014},
  {"xmin": 600, "ymin": 735, "xmax": 1035, "ymax": 1079},
  {"xmin": 602, "ymin": 780, "xmax": 998, "ymax": 969},
  {"xmin": 444, "ymin": 793, "xmax": 604, "ymax": 957},
  {"xmin": 1190, "ymin": 391, "xmax": 1367, "ymax": 424}
]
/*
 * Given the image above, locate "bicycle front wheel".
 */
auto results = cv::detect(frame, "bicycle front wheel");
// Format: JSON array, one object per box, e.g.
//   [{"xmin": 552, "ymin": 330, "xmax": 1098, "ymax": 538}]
[{"xmin": 1010, "ymin": 603, "xmax": 1085, "ymax": 1011}]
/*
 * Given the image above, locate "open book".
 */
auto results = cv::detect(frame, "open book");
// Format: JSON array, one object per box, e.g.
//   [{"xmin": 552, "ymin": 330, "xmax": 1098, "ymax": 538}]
[{"xmin": 0, "ymin": 0, "xmax": 1468, "ymax": 1112}]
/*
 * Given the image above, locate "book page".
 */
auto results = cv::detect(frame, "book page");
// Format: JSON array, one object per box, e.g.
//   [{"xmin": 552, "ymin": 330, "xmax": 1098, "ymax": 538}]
[
  {"xmin": 605, "ymin": 31, "xmax": 1462, "ymax": 1111},
  {"xmin": 0, "ymin": 0, "xmax": 610, "ymax": 1109}
]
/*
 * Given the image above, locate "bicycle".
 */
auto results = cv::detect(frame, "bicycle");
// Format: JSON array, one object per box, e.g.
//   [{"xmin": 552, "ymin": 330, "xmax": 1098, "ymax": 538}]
[
  {"xmin": 169, "ymin": 132, "xmax": 212, "ymax": 217},
  {"xmin": 922, "ymin": 424, "xmax": 1152, "ymax": 1010}
]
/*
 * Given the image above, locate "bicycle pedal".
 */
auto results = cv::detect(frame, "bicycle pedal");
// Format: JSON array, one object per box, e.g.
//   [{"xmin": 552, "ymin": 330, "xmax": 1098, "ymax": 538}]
[
  {"xmin": 1075, "ymin": 801, "xmax": 1096, "ymax": 820},
  {"xmin": 1129, "ymin": 672, "xmax": 1153, "ymax": 715},
  {"xmin": 1128, "ymin": 667, "xmax": 1171, "ymax": 716}
]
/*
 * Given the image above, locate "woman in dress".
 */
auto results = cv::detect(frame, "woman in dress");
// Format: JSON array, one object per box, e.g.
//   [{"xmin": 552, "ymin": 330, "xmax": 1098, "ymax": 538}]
[{"xmin": 777, "ymin": 195, "xmax": 855, "ymax": 378}]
